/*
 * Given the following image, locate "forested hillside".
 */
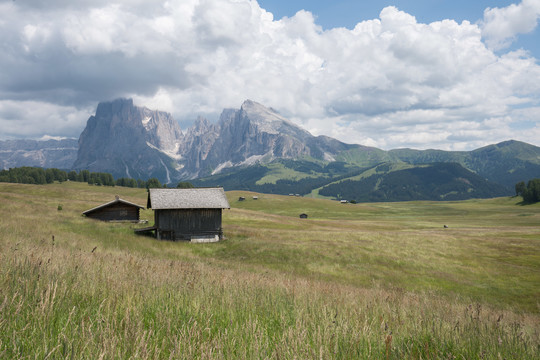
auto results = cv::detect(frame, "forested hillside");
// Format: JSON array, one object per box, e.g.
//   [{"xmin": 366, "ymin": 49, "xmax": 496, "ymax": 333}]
[{"xmin": 318, "ymin": 163, "xmax": 511, "ymax": 202}]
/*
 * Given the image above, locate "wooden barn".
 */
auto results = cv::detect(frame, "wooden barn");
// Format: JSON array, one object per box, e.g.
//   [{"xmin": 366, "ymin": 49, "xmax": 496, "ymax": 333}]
[
  {"xmin": 146, "ymin": 188, "xmax": 230, "ymax": 242},
  {"xmin": 83, "ymin": 195, "xmax": 144, "ymax": 222}
]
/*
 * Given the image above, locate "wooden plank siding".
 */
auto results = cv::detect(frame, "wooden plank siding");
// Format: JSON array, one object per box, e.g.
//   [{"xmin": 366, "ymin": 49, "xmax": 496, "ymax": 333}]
[
  {"xmin": 155, "ymin": 208, "xmax": 223, "ymax": 240},
  {"xmin": 85, "ymin": 202, "xmax": 140, "ymax": 222}
]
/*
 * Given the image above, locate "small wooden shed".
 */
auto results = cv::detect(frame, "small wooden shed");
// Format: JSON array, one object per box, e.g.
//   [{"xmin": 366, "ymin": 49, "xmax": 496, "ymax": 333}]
[
  {"xmin": 83, "ymin": 195, "xmax": 144, "ymax": 222},
  {"xmin": 147, "ymin": 188, "xmax": 230, "ymax": 242}
]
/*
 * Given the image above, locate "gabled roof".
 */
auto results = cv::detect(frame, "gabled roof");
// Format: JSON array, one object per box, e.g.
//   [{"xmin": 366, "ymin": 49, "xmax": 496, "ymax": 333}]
[
  {"xmin": 148, "ymin": 188, "xmax": 230, "ymax": 210},
  {"xmin": 82, "ymin": 196, "xmax": 145, "ymax": 215}
]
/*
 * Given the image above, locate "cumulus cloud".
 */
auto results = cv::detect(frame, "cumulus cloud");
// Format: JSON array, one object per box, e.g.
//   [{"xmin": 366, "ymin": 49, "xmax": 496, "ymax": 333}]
[
  {"xmin": 481, "ymin": 0, "xmax": 540, "ymax": 50},
  {"xmin": 0, "ymin": 0, "xmax": 539, "ymax": 150}
]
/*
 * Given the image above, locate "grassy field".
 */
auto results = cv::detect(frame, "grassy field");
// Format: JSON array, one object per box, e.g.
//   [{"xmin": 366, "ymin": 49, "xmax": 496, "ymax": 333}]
[{"xmin": 0, "ymin": 182, "xmax": 539, "ymax": 359}]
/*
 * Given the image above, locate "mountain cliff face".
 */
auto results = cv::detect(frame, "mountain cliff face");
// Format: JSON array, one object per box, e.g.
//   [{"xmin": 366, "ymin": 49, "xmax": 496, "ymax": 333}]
[
  {"xmin": 193, "ymin": 100, "xmax": 355, "ymax": 177},
  {"xmin": 0, "ymin": 139, "xmax": 78, "ymax": 170},
  {"xmin": 74, "ymin": 99, "xmax": 356, "ymax": 181},
  {"xmin": 178, "ymin": 116, "xmax": 220, "ymax": 176},
  {"xmin": 73, "ymin": 98, "xmax": 183, "ymax": 181}
]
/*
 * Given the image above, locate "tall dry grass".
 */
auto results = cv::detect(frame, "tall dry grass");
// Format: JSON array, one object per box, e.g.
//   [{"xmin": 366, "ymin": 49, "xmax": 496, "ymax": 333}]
[{"xmin": 1, "ymin": 237, "xmax": 538, "ymax": 359}]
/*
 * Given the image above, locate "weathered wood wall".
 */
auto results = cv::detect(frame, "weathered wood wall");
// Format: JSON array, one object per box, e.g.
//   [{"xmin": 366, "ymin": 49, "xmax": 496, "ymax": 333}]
[
  {"xmin": 155, "ymin": 208, "xmax": 222, "ymax": 240},
  {"xmin": 85, "ymin": 203, "xmax": 140, "ymax": 222}
]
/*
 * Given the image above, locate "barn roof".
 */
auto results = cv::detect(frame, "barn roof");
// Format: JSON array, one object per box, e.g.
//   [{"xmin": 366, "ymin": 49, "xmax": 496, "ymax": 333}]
[
  {"xmin": 82, "ymin": 196, "xmax": 145, "ymax": 215},
  {"xmin": 148, "ymin": 188, "xmax": 230, "ymax": 210}
]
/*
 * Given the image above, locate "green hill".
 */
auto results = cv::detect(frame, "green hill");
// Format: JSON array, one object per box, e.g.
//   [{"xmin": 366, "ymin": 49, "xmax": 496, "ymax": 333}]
[
  {"xmin": 194, "ymin": 140, "xmax": 540, "ymax": 201},
  {"xmin": 194, "ymin": 158, "xmax": 365, "ymax": 195},
  {"xmin": 318, "ymin": 162, "xmax": 511, "ymax": 202},
  {"xmin": 389, "ymin": 140, "xmax": 540, "ymax": 189}
]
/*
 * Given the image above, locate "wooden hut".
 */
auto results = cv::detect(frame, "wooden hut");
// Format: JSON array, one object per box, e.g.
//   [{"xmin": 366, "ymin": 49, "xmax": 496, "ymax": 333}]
[
  {"xmin": 83, "ymin": 195, "xmax": 144, "ymax": 222},
  {"xmin": 147, "ymin": 188, "xmax": 230, "ymax": 242}
]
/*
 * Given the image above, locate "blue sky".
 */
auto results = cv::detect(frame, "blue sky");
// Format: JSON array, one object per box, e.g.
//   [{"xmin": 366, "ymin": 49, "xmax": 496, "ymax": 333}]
[
  {"xmin": 259, "ymin": 1, "xmax": 517, "ymax": 25},
  {"xmin": 259, "ymin": 0, "xmax": 539, "ymax": 56},
  {"xmin": 0, "ymin": 0, "xmax": 539, "ymax": 150},
  {"xmin": 259, "ymin": 0, "xmax": 508, "ymax": 25}
]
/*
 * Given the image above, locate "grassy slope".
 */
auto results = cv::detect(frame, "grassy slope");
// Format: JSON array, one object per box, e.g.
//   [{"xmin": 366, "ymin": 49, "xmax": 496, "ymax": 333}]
[
  {"xmin": 308, "ymin": 163, "xmax": 419, "ymax": 198},
  {"xmin": 226, "ymin": 192, "xmax": 540, "ymax": 308},
  {"xmin": 254, "ymin": 162, "xmax": 319, "ymax": 185},
  {"xmin": 334, "ymin": 146, "xmax": 395, "ymax": 167},
  {"xmin": 1, "ymin": 182, "xmax": 539, "ymax": 359}
]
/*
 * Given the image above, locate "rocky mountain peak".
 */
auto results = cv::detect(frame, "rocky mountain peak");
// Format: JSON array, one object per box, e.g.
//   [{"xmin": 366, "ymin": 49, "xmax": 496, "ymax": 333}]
[
  {"xmin": 95, "ymin": 98, "xmax": 133, "ymax": 119},
  {"xmin": 189, "ymin": 116, "xmax": 213, "ymax": 136},
  {"xmin": 74, "ymin": 98, "xmax": 183, "ymax": 181},
  {"xmin": 73, "ymin": 99, "xmax": 353, "ymax": 182},
  {"xmin": 239, "ymin": 99, "xmax": 298, "ymax": 134}
]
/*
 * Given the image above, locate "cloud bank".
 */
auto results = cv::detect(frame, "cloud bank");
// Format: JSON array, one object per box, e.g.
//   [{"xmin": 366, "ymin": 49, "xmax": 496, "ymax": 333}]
[{"xmin": 0, "ymin": 0, "xmax": 539, "ymax": 150}]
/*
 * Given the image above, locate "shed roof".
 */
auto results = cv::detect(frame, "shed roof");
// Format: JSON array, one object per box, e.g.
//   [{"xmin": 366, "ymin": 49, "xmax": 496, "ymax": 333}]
[
  {"xmin": 82, "ymin": 196, "xmax": 145, "ymax": 215},
  {"xmin": 148, "ymin": 188, "xmax": 230, "ymax": 210}
]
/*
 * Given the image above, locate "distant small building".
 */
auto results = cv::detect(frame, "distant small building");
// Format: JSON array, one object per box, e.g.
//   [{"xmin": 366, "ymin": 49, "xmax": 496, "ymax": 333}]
[
  {"xmin": 299, "ymin": 213, "xmax": 308, "ymax": 219},
  {"xmin": 340, "ymin": 200, "xmax": 348, "ymax": 204},
  {"xmin": 238, "ymin": 197, "xmax": 245, "ymax": 201},
  {"xmin": 83, "ymin": 195, "xmax": 144, "ymax": 222},
  {"xmin": 252, "ymin": 196, "xmax": 258, "ymax": 200},
  {"xmin": 146, "ymin": 188, "xmax": 230, "ymax": 242}
]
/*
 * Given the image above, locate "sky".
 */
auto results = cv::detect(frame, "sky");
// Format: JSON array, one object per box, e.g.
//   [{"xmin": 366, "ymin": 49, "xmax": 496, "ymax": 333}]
[{"xmin": 0, "ymin": 0, "xmax": 539, "ymax": 151}]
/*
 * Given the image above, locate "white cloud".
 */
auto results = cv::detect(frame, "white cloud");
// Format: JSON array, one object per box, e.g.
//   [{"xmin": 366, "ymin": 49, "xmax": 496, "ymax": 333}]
[
  {"xmin": 481, "ymin": 0, "xmax": 540, "ymax": 50},
  {"xmin": 0, "ymin": 0, "xmax": 539, "ymax": 151},
  {"xmin": 0, "ymin": 100, "xmax": 91, "ymax": 139}
]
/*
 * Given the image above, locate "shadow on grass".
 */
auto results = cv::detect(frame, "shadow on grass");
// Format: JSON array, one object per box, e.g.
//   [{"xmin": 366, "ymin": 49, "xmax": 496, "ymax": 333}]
[{"xmin": 516, "ymin": 200, "xmax": 538, "ymax": 206}]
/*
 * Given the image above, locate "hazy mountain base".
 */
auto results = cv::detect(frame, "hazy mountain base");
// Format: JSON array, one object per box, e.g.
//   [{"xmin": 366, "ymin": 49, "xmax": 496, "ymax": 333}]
[
  {"xmin": 0, "ymin": 138, "xmax": 78, "ymax": 170},
  {"xmin": 0, "ymin": 182, "xmax": 539, "ymax": 359}
]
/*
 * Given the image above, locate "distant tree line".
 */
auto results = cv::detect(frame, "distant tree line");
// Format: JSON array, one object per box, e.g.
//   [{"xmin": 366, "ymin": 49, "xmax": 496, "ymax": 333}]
[
  {"xmin": 515, "ymin": 179, "xmax": 540, "ymax": 204},
  {"xmin": 0, "ymin": 167, "xmax": 68, "ymax": 185},
  {"xmin": 0, "ymin": 167, "xmax": 193, "ymax": 189}
]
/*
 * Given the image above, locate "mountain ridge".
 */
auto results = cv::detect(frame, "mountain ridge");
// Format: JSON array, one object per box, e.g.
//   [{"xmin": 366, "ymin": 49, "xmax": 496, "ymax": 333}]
[
  {"xmin": 72, "ymin": 98, "xmax": 357, "ymax": 180},
  {"xmin": 72, "ymin": 98, "xmax": 183, "ymax": 181},
  {"xmin": 2, "ymin": 98, "xmax": 539, "ymax": 202},
  {"xmin": 0, "ymin": 138, "xmax": 78, "ymax": 170}
]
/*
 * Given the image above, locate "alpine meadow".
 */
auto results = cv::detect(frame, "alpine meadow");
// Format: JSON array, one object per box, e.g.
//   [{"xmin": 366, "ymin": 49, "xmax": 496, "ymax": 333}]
[{"xmin": 1, "ymin": 181, "xmax": 539, "ymax": 359}]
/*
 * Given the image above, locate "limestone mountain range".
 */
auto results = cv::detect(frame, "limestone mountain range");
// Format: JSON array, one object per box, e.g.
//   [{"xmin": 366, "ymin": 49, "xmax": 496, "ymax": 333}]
[
  {"xmin": 73, "ymin": 98, "xmax": 356, "ymax": 182},
  {"xmin": 1, "ymin": 98, "xmax": 539, "ymax": 199}
]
